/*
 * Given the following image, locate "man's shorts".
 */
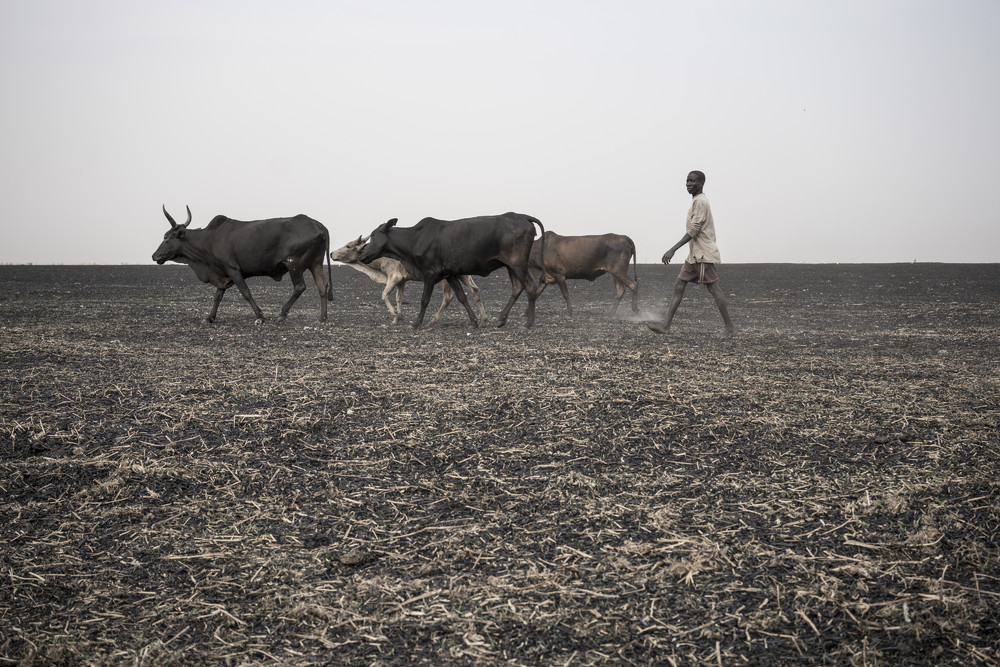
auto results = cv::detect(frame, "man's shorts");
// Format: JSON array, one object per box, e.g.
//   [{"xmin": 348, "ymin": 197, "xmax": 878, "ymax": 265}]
[{"xmin": 678, "ymin": 261, "xmax": 719, "ymax": 284}]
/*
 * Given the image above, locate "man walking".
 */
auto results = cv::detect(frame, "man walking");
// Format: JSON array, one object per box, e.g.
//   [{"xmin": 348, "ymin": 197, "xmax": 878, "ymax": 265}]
[{"xmin": 648, "ymin": 170, "xmax": 735, "ymax": 336}]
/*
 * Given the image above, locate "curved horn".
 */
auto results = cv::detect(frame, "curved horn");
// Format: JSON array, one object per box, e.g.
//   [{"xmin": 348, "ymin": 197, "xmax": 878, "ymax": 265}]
[
  {"xmin": 162, "ymin": 205, "xmax": 178, "ymax": 228},
  {"xmin": 183, "ymin": 205, "xmax": 192, "ymax": 228}
]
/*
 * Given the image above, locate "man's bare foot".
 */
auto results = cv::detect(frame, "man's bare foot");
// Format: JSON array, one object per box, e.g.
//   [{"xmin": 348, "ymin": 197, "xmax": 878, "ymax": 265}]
[{"xmin": 647, "ymin": 322, "xmax": 670, "ymax": 334}]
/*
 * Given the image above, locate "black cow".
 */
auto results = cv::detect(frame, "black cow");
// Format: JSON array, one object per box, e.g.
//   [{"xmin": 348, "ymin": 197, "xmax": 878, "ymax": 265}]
[
  {"xmin": 529, "ymin": 232, "xmax": 639, "ymax": 316},
  {"xmin": 357, "ymin": 212, "xmax": 545, "ymax": 328},
  {"xmin": 152, "ymin": 206, "xmax": 333, "ymax": 324},
  {"xmin": 331, "ymin": 235, "xmax": 487, "ymax": 326}
]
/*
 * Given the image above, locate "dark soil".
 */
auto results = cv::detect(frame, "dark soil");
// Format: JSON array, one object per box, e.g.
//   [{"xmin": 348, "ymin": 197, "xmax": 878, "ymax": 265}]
[{"xmin": 2, "ymin": 262, "xmax": 999, "ymax": 665}]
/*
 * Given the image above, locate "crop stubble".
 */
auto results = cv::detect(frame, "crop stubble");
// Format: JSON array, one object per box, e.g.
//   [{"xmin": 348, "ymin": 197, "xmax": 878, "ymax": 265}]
[{"xmin": 1, "ymin": 263, "xmax": 998, "ymax": 665}]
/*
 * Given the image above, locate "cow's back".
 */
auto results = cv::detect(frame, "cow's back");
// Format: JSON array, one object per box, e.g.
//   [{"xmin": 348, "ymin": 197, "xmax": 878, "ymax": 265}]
[
  {"xmin": 218, "ymin": 215, "xmax": 327, "ymax": 276},
  {"xmin": 532, "ymin": 232, "xmax": 634, "ymax": 279},
  {"xmin": 413, "ymin": 213, "xmax": 537, "ymax": 275}
]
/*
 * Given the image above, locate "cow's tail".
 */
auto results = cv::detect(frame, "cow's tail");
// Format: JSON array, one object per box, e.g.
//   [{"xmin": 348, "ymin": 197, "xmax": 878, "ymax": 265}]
[
  {"xmin": 629, "ymin": 236, "xmax": 638, "ymax": 289},
  {"xmin": 530, "ymin": 216, "xmax": 546, "ymax": 284},
  {"xmin": 324, "ymin": 229, "xmax": 334, "ymax": 300}
]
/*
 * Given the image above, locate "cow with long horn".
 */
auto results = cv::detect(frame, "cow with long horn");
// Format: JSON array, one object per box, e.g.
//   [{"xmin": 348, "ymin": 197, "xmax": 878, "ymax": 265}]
[{"xmin": 153, "ymin": 205, "xmax": 334, "ymax": 324}]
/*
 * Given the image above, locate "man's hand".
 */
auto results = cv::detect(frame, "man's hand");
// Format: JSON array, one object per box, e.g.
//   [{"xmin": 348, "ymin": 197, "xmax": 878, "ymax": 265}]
[{"xmin": 662, "ymin": 234, "xmax": 690, "ymax": 264}]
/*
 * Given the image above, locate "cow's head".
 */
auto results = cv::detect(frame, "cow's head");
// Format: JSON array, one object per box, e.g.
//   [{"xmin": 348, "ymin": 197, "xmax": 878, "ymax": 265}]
[
  {"xmin": 152, "ymin": 205, "xmax": 193, "ymax": 264},
  {"xmin": 358, "ymin": 218, "xmax": 398, "ymax": 265},
  {"xmin": 329, "ymin": 235, "xmax": 369, "ymax": 264}
]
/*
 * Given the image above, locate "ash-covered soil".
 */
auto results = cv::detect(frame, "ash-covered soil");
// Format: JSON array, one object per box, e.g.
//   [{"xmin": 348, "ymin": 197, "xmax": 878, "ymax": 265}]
[{"xmin": 1, "ymin": 262, "xmax": 999, "ymax": 665}]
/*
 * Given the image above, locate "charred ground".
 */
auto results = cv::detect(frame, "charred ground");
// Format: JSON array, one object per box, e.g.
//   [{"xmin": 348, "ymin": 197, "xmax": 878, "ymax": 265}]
[{"xmin": 1, "ymin": 263, "xmax": 999, "ymax": 665}]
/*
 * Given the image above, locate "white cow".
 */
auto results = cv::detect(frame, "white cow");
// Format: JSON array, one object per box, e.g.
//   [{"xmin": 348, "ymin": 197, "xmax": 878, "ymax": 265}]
[{"xmin": 331, "ymin": 236, "xmax": 487, "ymax": 325}]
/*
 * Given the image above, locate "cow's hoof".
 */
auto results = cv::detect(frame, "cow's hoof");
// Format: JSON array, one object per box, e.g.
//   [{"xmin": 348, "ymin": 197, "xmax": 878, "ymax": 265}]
[
  {"xmin": 203, "ymin": 317, "xmax": 215, "ymax": 324},
  {"xmin": 255, "ymin": 318, "xmax": 266, "ymax": 326}
]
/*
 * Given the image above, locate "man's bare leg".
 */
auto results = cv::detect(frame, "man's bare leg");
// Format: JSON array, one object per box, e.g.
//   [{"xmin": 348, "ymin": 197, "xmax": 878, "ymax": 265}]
[
  {"xmin": 648, "ymin": 279, "xmax": 688, "ymax": 334},
  {"xmin": 707, "ymin": 282, "xmax": 736, "ymax": 336}
]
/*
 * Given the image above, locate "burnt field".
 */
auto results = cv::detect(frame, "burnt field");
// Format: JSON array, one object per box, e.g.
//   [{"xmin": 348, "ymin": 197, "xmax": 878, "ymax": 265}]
[{"xmin": 2, "ymin": 262, "xmax": 999, "ymax": 665}]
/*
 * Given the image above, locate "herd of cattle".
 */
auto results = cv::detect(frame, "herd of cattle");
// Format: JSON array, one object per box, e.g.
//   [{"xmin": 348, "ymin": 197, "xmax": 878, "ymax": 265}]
[{"xmin": 153, "ymin": 207, "xmax": 639, "ymax": 327}]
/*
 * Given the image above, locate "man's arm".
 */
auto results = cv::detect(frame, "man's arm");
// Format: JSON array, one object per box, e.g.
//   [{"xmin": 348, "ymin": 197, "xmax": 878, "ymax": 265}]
[{"xmin": 661, "ymin": 233, "xmax": 691, "ymax": 264}]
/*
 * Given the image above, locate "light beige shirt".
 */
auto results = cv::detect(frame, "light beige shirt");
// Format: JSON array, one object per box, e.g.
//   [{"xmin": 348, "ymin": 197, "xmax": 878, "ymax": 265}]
[{"xmin": 685, "ymin": 193, "xmax": 722, "ymax": 264}]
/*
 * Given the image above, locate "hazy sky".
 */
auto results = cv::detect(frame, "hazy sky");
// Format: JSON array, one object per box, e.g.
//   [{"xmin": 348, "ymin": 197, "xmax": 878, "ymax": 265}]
[{"xmin": 2, "ymin": 0, "xmax": 998, "ymax": 264}]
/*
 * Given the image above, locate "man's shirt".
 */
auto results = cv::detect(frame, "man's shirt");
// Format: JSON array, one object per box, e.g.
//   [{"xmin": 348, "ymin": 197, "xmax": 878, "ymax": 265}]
[{"xmin": 685, "ymin": 193, "xmax": 722, "ymax": 264}]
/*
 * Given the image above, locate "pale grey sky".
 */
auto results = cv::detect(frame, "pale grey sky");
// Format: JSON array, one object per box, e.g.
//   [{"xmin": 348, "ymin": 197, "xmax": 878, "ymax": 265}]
[{"xmin": 2, "ymin": 0, "xmax": 998, "ymax": 264}]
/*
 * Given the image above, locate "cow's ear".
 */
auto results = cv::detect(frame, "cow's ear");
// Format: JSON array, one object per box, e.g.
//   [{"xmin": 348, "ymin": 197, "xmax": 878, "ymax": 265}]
[{"xmin": 386, "ymin": 218, "xmax": 398, "ymax": 229}]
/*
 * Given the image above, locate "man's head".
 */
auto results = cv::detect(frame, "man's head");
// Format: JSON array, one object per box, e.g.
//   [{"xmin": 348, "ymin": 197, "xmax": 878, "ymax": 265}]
[{"xmin": 686, "ymin": 171, "xmax": 706, "ymax": 196}]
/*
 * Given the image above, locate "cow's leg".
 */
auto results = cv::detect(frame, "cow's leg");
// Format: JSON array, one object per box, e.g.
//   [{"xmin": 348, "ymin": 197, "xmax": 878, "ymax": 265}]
[
  {"xmin": 230, "ymin": 273, "xmax": 267, "ymax": 324},
  {"xmin": 429, "ymin": 281, "xmax": 454, "ymax": 325},
  {"xmin": 393, "ymin": 284, "xmax": 405, "ymax": 324},
  {"xmin": 444, "ymin": 276, "xmax": 480, "ymax": 327},
  {"xmin": 610, "ymin": 277, "xmax": 626, "ymax": 315},
  {"xmin": 496, "ymin": 267, "xmax": 525, "ymax": 327},
  {"xmin": 206, "ymin": 285, "xmax": 228, "ymax": 323},
  {"xmin": 461, "ymin": 276, "xmax": 488, "ymax": 326},
  {"xmin": 523, "ymin": 268, "xmax": 539, "ymax": 327},
  {"xmin": 619, "ymin": 271, "xmax": 639, "ymax": 313},
  {"xmin": 411, "ymin": 280, "xmax": 435, "ymax": 328},
  {"xmin": 380, "ymin": 281, "xmax": 400, "ymax": 323},
  {"xmin": 555, "ymin": 276, "xmax": 573, "ymax": 317},
  {"xmin": 532, "ymin": 273, "xmax": 550, "ymax": 300},
  {"xmin": 278, "ymin": 270, "xmax": 308, "ymax": 323},
  {"xmin": 308, "ymin": 263, "xmax": 329, "ymax": 322}
]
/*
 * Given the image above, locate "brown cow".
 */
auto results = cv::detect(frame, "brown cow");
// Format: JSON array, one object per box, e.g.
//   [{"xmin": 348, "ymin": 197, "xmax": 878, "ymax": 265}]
[
  {"xmin": 331, "ymin": 236, "xmax": 487, "ymax": 326},
  {"xmin": 529, "ymin": 231, "xmax": 638, "ymax": 316}
]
